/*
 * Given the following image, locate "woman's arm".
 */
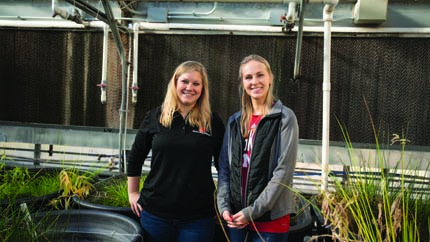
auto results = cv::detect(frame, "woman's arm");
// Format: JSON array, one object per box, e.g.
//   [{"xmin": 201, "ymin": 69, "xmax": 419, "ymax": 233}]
[
  {"xmin": 127, "ymin": 109, "xmax": 157, "ymax": 216},
  {"xmin": 217, "ymin": 115, "xmax": 234, "ymax": 217},
  {"xmin": 128, "ymin": 176, "xmax": 143, "ymax": 216}
]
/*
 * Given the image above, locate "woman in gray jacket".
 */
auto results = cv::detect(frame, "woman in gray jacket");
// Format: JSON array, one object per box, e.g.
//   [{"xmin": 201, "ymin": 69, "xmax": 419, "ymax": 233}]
[{"xmin": 217, "ymin": 54, "xmax": 299, "ymax": 242}]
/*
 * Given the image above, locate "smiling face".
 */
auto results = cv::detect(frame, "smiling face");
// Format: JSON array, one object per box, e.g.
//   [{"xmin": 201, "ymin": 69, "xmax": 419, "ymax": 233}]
[
  {"xmin": 176, "ymin": 70, "xmax": 203, "ymax": 110},
  {"xmin": 241, "ymin": 60, "xmax": 273, "ymax": 102}
]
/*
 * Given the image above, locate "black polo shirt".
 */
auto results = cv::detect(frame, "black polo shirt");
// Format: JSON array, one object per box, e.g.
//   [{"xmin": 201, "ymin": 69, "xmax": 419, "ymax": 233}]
[{"xmin": 127, "ymin": 107, "xmax": 225, "ymax": 220}]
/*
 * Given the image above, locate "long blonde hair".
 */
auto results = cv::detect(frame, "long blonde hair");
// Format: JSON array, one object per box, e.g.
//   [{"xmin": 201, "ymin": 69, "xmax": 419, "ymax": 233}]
[
  {"xmin": 238, "ymin": 55, "xmax": 275, "ymax": 137},
  {"xmin": 160, "ymin": 61, "xmax": 212, "ymax": 132}
]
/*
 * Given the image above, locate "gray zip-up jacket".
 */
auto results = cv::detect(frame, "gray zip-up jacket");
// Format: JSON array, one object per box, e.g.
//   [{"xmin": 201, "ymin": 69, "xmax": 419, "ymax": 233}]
[{"xmin": 217, "ymin": 100, "xmax": 299, "ymax": 222}]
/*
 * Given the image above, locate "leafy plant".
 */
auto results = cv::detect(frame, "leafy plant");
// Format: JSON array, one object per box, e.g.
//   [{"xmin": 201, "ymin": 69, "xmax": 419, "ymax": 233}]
[{"xmin": 49, "ymin": 167, "xmax": 98, "ymax": 209}]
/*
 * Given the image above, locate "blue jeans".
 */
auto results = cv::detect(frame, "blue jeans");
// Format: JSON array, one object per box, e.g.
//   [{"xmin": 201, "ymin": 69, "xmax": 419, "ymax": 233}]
[
  {"xmin": 229, "ymin": 228, "xmax": 289, "ymax": 242},
  {"xmin": 140, "ymin": 210, "xmax": 215, "ymax": 242}
]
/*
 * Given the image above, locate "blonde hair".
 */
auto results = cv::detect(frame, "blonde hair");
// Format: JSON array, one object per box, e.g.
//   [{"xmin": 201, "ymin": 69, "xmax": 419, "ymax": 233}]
[
  {"xmin": 160, "ymin": 61, "xmax": 212, "ymax": 132},
  {"xmin": 238, "ymin": 54, "xmax": 275, "ymax": 137}
]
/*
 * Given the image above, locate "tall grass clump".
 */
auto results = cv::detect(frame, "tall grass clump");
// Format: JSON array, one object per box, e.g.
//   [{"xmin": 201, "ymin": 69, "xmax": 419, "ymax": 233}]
[
  {"xmin": 86, "ymin": 175, "xmax": 147, "ymax": 207},
  {"xmin": 0, "ymin": 163, "xmax": 61, "ymax": 205},
  {"xmin": 313, "ymin": 112, "xmax": 430, "ymax": 242},
  {"xmin": 0, "ymin": 203, "xmax": 40, "ymax": 241},
  {"xmin": 0, "ymin": 162, "xmax": 60, "ymax": 241}
]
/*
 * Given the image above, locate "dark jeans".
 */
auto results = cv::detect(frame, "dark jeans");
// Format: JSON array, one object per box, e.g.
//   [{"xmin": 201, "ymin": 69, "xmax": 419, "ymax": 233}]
[
  {"xmin": 140, "ymin": 210, "xmax": 215, "ymax": 242},
  {"xmin": 229, "ymin": 228, "xmax": 289, "ymax": 242}
]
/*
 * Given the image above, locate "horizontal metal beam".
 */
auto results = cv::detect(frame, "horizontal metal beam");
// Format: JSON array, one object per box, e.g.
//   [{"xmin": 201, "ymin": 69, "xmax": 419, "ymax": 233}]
[
  {"xmin": 2, "ymin": 121, "xmax": 430, "ymax": 171},
  {"xmin": 0, "ymin": 121, "xmax": 136, "ymax": 149}
]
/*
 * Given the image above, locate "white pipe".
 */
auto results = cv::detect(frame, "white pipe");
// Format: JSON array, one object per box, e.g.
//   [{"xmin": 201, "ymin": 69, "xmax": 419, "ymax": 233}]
[
  {"xmin": 135, "ymin": 22, "xmax": 430, "ymax": 35},
  {"xmin": 98, "ymin": 23, "xmax": 109, "ymax": 104},
  {"xmin": 286, "ymin": 2, "xmax": 297, "ymax": 24},
  {"xmin": 52, "ymin": 0, "xmax": 57, "ymax": 15},
  {"xmin": 132, "ymin": 23, "xmax": 140, "ymax": 105},
  {"xmin": 301, "ymin": 26, "xmax": 430, "ymax": 33},
  {"xmin": 0, "ymin": 19, "xmax": 105, "ymax": 28},
  {"xmin": 321, "ymin": 1, "xmax": 338, "ymax": 192},
  {"xmin": 123, "ymin": 31, "xmax": 134, "ymax": 173},
  {"xmin": 138, "ymin": 22, "xmax": 282, "ymax": 33},
  {"xmin": 0, "ymin": 19, "xmax": 83, "ymax": 28},
  {"xmin": 2, "ymin": 18, "xmax": 430, "ymax": 36}
]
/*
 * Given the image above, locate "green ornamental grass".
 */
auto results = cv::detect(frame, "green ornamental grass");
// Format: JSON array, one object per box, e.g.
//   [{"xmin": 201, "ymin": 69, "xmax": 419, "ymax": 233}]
[
  {"xmin": 0, "ymin": 163, "xmax": 61, "ymax": 202},
  {"xmin": 312, "ymin": 106, "xmax": 430, "ymax": 242},
  {"xmin": 86, "ymin": 175, "xmax": 147, "ymax": 207}
]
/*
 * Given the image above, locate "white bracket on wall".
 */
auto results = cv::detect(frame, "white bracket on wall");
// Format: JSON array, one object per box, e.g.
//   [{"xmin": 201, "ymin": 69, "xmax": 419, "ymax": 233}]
[{"xmin": 353, "ymin": 0, "xmax": 388, "ymax": 25}]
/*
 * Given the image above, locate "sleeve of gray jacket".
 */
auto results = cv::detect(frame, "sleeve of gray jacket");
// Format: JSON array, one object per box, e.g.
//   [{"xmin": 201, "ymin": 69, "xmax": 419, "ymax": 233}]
[{"xmin": 216, "ymin": 116, "xmax": 234, "ymax": 215}]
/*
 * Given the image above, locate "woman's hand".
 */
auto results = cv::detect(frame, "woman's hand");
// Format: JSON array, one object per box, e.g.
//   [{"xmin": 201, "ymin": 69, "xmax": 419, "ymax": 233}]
[
  {"xmin": 223, "ymin": 210, "xmax": 249, "ymax": 229},
  {"xmin": 128, "ymin": 176, "xmax": 143, "ymax": 217},
  {"xmin": 128, "ymin": 191, "xmax": 143, "ymax": 217},
  {"xmin": 222, "ymin": 210, "xmax": 233, "ymax": 223}
]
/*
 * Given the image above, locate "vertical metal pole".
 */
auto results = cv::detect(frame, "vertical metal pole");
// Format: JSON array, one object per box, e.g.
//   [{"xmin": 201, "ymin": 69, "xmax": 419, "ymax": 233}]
[
  {"xmin": 34, "ymin": 144, "xmax": 41, "ymax": 166},
  {"xmin": 293, "ymin": 0, "xmax": 305, "ymax": 81},
  {"xmin": 101, "ymin": 0, "xmax": 127, "ymax": 174}
]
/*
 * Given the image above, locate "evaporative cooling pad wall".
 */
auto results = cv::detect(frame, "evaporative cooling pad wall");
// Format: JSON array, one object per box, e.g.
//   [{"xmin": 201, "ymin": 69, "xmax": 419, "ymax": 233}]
[
  {"xmin": 1, "ymin": 30, "xmax": 429, "ymax": 146},
  {"xmin": 134, "ymin": 34, "xmax": 430, "ymax": 146},
  {"xmin": 0, "ymin": 29, "xmax": 109, "ymax": 126}
]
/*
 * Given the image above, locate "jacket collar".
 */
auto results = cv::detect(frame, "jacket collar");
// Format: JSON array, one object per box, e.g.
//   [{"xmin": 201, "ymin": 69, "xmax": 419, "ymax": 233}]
[{"xmin": 232, "ymin": 99, "xmax": 283, "ymax": 122}]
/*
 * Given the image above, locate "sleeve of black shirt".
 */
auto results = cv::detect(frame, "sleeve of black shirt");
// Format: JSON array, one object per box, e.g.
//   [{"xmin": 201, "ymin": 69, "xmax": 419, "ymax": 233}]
[{"xmin": 126, "ymin": 109, "xmax": 157, "ymax": 176}]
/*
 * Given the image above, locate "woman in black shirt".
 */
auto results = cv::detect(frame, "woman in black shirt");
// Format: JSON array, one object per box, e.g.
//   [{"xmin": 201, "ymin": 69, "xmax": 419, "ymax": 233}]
[{"xmin": 127, "ymin": 61, "xmax": 225, "ymax": 242}]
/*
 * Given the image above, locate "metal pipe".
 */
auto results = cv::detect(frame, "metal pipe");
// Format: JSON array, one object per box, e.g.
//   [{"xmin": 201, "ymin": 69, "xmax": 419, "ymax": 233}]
[
  {"xmin": 119, "ymin": 1, "xmax": 147, "ymax": 16},
  {"xmin": 321, "ymin": 0, "xmax": 338, "ymax": 192},
  {"xmin": 132, "ymin": 23, "xmax": 140, "ymax": 105},
  {"xmin": 52, "ymin": 4, "xmax": 83, "ymax": 24},
  {"xmin": 137, "ymin": 22, "xmax": 282, "ymax": 32},
  {"xmin": 97, "ymin": 23, "xmax": 109, "ymax": 104},
  {"xmin": 286, "ymin": 1, "xmax": 296, "ymax": 24},
  {"xmin": 282, "ymin": 1, "xmax": 297, "ymax": 31},
  {"xmin": 64, "ymin": 0, "xmax": 109, "ymax": 24},
  {"xmin": 169, "ymin": 2, "xmax": 218, "ymax": 16},
  {"xmin": 101, "ymin": 0, "xmax": 128, "ymax": 174},
  {"xmin": 293, "ymin": 0, "xmax": 305, "ymax": 81},
  {"xmin": 0, "ymin": 19, "xmax": 105, "ymax": 28},
  {"xmin": 123, "ymin": 30, "xmax": 134, "ymax": 174},
  {"xmin": 52, "ymin": 0, "xmax": 57, "ymax": 14},
  {"xmin": 2, "ymin": 18, "xmax": 430, "ymax": 36},
  {"xmin": 3, "ymin": 18, "xmax": 427, "ymax": 37},
  {"xmin": 307, "ymin": 0, "xmax": 351, "ymax": 2},
  {"xmin": 136, "ymin": 22, "xmax": 430, "ymax": 35}
]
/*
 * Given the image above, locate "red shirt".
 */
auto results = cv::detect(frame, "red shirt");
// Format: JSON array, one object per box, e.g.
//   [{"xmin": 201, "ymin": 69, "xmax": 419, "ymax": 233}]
[{"xmin": 248, "ymin": 214, "xmax": 290, "ymax": 233}]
